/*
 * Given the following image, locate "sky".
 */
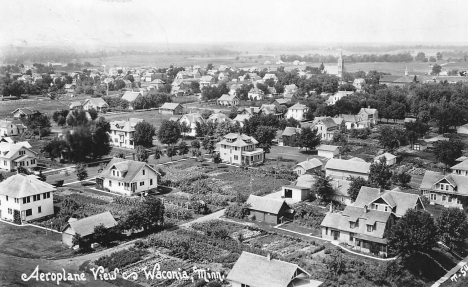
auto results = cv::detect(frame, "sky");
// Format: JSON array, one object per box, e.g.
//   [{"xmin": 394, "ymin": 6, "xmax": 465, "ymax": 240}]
[{"xmin": 1, "ymin": 0, "xmax": 468, "ymax": 49}]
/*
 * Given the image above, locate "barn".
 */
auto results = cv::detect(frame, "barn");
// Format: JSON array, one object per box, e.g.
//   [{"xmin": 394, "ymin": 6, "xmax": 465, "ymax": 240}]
[
  {"xmin": 246, "ymin": 195, "xmax": 293, "ymax": 224},
  {"xmin": 61, "ymin": 211, "xmax": 117, "ymax": 247}
]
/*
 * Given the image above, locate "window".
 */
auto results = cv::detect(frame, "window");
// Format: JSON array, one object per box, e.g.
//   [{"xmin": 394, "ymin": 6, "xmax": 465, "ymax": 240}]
[
  {"xmin": 43, "ymin": 192, "xmax": 50, "ymax": 199},
  {"xmin": 446, "ymin": 185, "xmax": 449, "ymax": 191},
  {"xmin": 430, "ymin": 193, "xmax": 437, "ymax": 201},
  {"xmin": 38, "ymin": 206, "xmax": 42, "ymax": 214},
  {"xmin": 19, "ymin": 150, "xmax": 25, "ymax": 155},
  {"xmin": 350, "ymin": 233, "xmax": 355, "ymax": 241},
  {"xmin": 384, "ymin": 206, "xmax": 389, "ymax": 212},
  {"xmin": 33, "ymin": 195, "xmax": 40, "ymax": 201},
  {"xmin": 8, "ymin": 208, "xmax": 12, "ymax": 215},
  {"xmin": 142, "ymin": 169, "xmax": 145, "ymax": 175},
  {"xmin": 118, "ymin": 182, "xmax": 121, "ymax": 187},
  {"xmin": 150, "ymin": 179, "xmax": 153, "ymax": 185},
  {"xmin": 6, "ymin": 196, "xmax": 8, "ymax": 201},
  {"xmin": 140, "ymin": 181, "xmax": 144, "ymax": 186},
  {"xmin": 241, "ymin": 284, "xmax": 251, "ymax": 287},
  {"xmin": 448, "ymin": 197, "xmax": 452, "ymax": 203},
  {"xmin": 23, "ymin": 196, "xmax": 30, "ymax": 204},
  {"xmin": 442, "ymin": 195, "xmax": 447, "ymax": 202},
  {"xmin": 109, "ymin": 180, "xmax": 112, "ymax": 187},
  {"xmin": 367, "ymin": 224, "xmax": 374, "ymax": 232},
  {"xmin": 112, "ymin": 170, "xmax": 115, "ymax": 176},
  {"xmin": 15, "ymin": 198, "xmax": 19, "ymax": 203},
  {"xmin": 372, "ymin": 203, "xmax": 378, "ymax": 210},
  {"xmin": 350, "ymin": 222, "xmax": 355, "ymax": 229},
  {"xmin": 234, "ymin": 155, "xmax": 238, "ymax": 160},
  {"xmin": 325, "ymin": 227, "xmax": 328, "ymax": 235},
  {"xmin": 25, "ymin": 209, "xmax": 32, "ymax": 216}
]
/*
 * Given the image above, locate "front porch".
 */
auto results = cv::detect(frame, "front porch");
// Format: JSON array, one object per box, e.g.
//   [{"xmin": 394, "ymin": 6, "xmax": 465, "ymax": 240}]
[{"xmin": 242, "ymin": 149, "xmax": 264, "ymax": 165}]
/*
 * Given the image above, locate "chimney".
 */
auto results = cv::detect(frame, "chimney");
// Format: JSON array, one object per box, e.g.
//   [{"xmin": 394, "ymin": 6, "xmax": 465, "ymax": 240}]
[
  {"xmin": 364, "ymin": 205, "xmax": 368, "ymax": 213},
  {"xmin": 250, "ymin": 107, "xmax": 254, "ymax": 114},
  {"xmin": 329, "ymin": 204, "xmax": 333, "ymax": 213},
  {"xmin": 267, "ymin": 253, "xmax": 271, "ymax": 261},
  {"xmin": 367, "ymin": 106, "xmax": 370, "ymax": 109}
]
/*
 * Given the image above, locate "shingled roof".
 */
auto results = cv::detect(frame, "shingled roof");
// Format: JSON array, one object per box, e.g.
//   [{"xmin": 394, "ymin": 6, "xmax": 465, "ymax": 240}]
[
  {"xmin": 100, "ymin": 158, "xmax": 159, "ymax": 182},
  {"xmin": 294, "ymin": 158, "xmax": 323, "ymax": 172},
  {"xmin": 420, "ymin": 171, "xmax": 468, "ymax": 196},
  {"xmin": 246, "ymin": 195, "xmax": 287, "ymax": 214},
  {"xmin": 65, "ymin": 212, "xmax": 117, "ymax": 237},
  {"xmin": 325, "ymin": 158, "xmax": 370, "ymax": 175},
  {"xmin": 0, "ymin": 174, "xmax": 55, "ymax": 198}
]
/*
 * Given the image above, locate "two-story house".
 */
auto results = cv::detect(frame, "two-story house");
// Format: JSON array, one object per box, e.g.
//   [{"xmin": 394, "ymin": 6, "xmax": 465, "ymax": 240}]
[
  {"xmin": 286, "ymin": 103, "xmax": 308, "ymax": 121},
  {"xmin": 313, "ymin": 117, "xmax": 339, "ymax": 140},
  {"xmin": 199, "ymin": 76, "xmax": 215, "ymax": 88},
  {"xmin": 248, "ymin": 87, "xmax": 265, "ymax": 100},
  {"xmin": 321, "ymin": 186, "xmax": 423, "ymax": 256},
  {"xmin": 0, "ymin": 120, "xmax": 26, "ymax": 136},
  {"xmin": 82, "ymin": 98, "xmax": 109, "ymax": 112},
  {"xmin": 227, "ymin": 252, "xmax": 323, "ymax": 287},
  {"xmin": 178, "ymin": 113, "xmax": 205, "ymax": 137},
  {"xmin": 0, "ymin": 142, "xmax": 37, "ymax": 171},
  {"xmin": 109, "ymin": 118, "xmax": 144, "ymax": 149},
  {"xmin": 0, "ymin": 174, "xmax": 54, "ymax": 221},
  {"xmin": 325, "ymin": 91, "xmax": 354, "ymax": 106},
  {"xmin": 96, "ymin": 158, "xmax": 159, "ymax": 196},
  {"xmin": 325, "ymin": 158, "xmax": 371, "ymax": 180},
  {"xmin": 217, "ymin": 133, "xmax": 264, "ymax": 165},
  {"xmin": 358, "ymin": 107, "xmax": 379, "ymax": 125},
  {"xmin": 341, "ymin": 114, "xmax": 371, "ymax": 130},
  {"xmin": 217, "ymin": 94, "xmax": 240, "ymax": 106}
]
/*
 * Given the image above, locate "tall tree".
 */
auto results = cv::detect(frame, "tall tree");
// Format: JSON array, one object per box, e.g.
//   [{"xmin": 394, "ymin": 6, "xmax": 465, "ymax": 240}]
[
  {"xmin": 158, "ymin": 120, "xmax": 181, "ymax": 147},
  {"xmin": 312, "ymin": 171, "xmax": 334, "ymax": 201},
  {"xmin": 299, "ymin": 127, "xmax": 322, "ymax": 151},
  {"xmin": 75, "ymin": 163, "xmax": 88, "ymax": 185},
  {"xmin": 436, "ymin": 208, "xmax": 468, "ymax": 253},
  {"xmin": 347, "ymin": 176, "xmax": 368, "ymax": 202},
  {"xmin": 153, "ymin": 145, "xmax": 163, "ymax": 163},
  {"xmin": 134, "ymin": 121, "xmax": 156, "ymax": 148},
  {"xmin": 120, "ymin": 196, "xmax": 164, "ymax": 233},
  {"xmin": 178, "ymin": 141, "xmax": 189, "ymax": 158},
  {"xmin": 433, "ymin": 140, "xmax": 464, "ymax": 169},
  {"xmin": 368, "ymin": 156, "xmax": 393, "ymax": 190},
  {"xmin": 254, "ymin": 125, "xmax": 276, "ymax": 153},
  {"xmin": 387, "ymin": 209, "xmax": 438, "ymax": 259},
  {"xmin": 135, "ymin": 145, "xmax": 149, "ymax": 162},
  {"xmin": 90, "ymin": 117, "xmax": 111, "ymax": 159}
]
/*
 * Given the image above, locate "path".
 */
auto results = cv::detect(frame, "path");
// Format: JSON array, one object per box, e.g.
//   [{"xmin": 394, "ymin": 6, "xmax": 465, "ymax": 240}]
[
  {"xmin": 432, "ymin": 255, "xmax": 468, "ymax": 287},
  {"xmin": 179, "ymin": 209, "xmax": 225, "ymax": 228}
]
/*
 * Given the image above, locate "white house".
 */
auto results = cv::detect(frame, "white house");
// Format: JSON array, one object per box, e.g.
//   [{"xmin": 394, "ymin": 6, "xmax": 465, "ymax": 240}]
[
  {"xmin": 0, "ymin": 142, "xmax": 37, "ymax": 171},
  {"xmin": 374, "ymin": 152, "xmax": 397, "ymax": 166},
  {"xmin": 178, "ymin": 113, "xmax": 205, "ymax": 137},
  {"xmin": 82, "ymin": 98, "xmax": 109, "ymax": 112},
  {"xmin": 313, "ymin": 117, "xmax": 339, "ymax": 141},
  {"xmin": 217, "ymin": 133, "xmax": 264, "ymax": 165},
  {"xmin": 97, "ymin": 158, "xmax": 159, "ymax": 196},
  {"xmin": 0, "ymin": 120, "xmax": 26, "ymax": 136},
  {"xmin": 353, "ymin": 78, "xmax": 365, "ymax": 91},
  {"xmin": 293, "ymin": 158, "xmax": 323, "ymax": 175},
  {"xmin": 316, "ymin": 145, "xmax": 341, "ymax": 159},
  {"xmin": 325, "ymin": 91, "xmax": 354, "ymax": 106},
  {"xmin": 109, "ymin": 118, "xmax": 144, "ymax": 149},
  {"xmin": 217, "ymin": 94, "xmax": 239, "ymax": 106},
  {"xmin": 286, "ymin": 103, "xmax": 308, "ymax": 121},
  {"xmin": 0, "ymin": 174, "xmax": 54, "ymax": 221},
  {"xmin": 121, "ymin": 91, "xmax": 143, "ymax": 110}
]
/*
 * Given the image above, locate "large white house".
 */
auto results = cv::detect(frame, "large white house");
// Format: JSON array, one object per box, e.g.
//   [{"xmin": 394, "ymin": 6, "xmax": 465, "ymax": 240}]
[
  {"xmin": 96, "ymin": 158, "xmax": 159, "ymax": 196},
  {"xmin": 217, "ymin": 133, "xmax": 264, "ymax": 165},
  {"xmin": 0, "ymin": 142, "xmax": 37, "ymax": 171},
  {"xmin": 178, "ymin": 113, "xmax": 205, "ymax": 137},
  {"xmin": 286, "ymin": 103, "xmax": 308, "ymax": 121},
  {"xmin": 0, "ymin": 120, "xmax": 26, "ymax": 136},
  {"xmin": 109, "ymin": 118, "xmax": 144, "ymax": 149},
  {"xmin": 0, "ymin": 174, "xmax": 54, "ymax": 221}
]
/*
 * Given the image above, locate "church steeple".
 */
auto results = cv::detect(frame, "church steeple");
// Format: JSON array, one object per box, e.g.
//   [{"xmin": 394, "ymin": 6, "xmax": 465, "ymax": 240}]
[
  {"xmin": 337, "ymin": 49, "xmax": 344, "ymax": 78},
  {"xmin": 405, "ymin": 66, "xmax": 408, "ymax": 76}
]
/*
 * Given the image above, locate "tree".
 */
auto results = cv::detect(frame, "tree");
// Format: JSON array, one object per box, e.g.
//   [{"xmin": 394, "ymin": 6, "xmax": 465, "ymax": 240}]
[
  {"xmin": 134, "ymin": 121, "xmax": 156, "ymax": 148},
  {"xmin": 88, "ymin": 108, "xmax": 98, "ymax": 120},
  {"xmin": 93, "ymin": 224, "xmax": 111, "ymax": 246},
  {"xmin": 436, "ymin": 208, "xmax": 468, "ymax": 252},
  {"xmin": 179, "ymin": 122, "xmax": 191, "ymax": 140},
  {"xmin": 254, "ymin": 126, "xmax": 276, "ymax": 153},
  {"xmin": 432, "ymin": 64, "xmax": 442, "ymax": 76},
  {"xmin": 17, "ymin": 166, "xmax": 30, "ymax": 175},
  {"xmin": 312, "ymin": 171, "xmax": 334, "ymax": 201},
  {"xmin": 212, "ymin": 152, "xmax": 222, "ymax": 168},
  {"xmin": 75, "ymin": 163, "xmax": 88, "ymax": 185},
  {"xmin": 377, "ymin": 125, "xmax": 407, "ymax": 152},
  {"xmin": 22, "ymin": 113, "xmax": 51, "ymax": 138},
  {"xmin": 429, "ymin": 56, "xmax": 437, "ymax": 63},
  {"xmin": 387, "ymin": 209, "xmax": 438, "ymax": 258},
  {"xmin": 392, "ymin": 171, "xmax": 411, "ymax": 187},
  {"xmin": 178, "ymin": 141, "xmax": 189, "ymax": 158},
  {"xmin": 57, "ymin": 115, "xmax": 66, "ymax": 126},
  {"xmin": 158, "ymin": 120, "xmax": 181, "ymax": 147},
  {"xmin": 436, "ymin": 52, "xmax": 443, "ymax": 60},
  {"xmin": 166, "ymin": 146, "xmax": 177, "ymax": 161},
  {"xmin": 43, "ymin": 138, "xmax": 68, "ymax": 160},
  {"xmin": 368, "ymin": 157, "xmax": 393, "ymax": 190},
  {"xmin": 433, "ymin": 140, "xmax": 464, "ymax": 169},
  {"xmin": 66, "ymin": 109, "xmax": 89, "ymax": 127},
  {"xmin": 153, "ymin": 145, "xmax": 163, "ymax": 163},
  {"xmin": 135, "ymin": 145, "xmax": 149, "ymax": 162},
  {"xmin": 299, "ymin": 127, "xmax": 322, "ymax": 151},
  {"xmin": 120, "ymin": 196, "xmax": 164, "ymax": 233},
  {"xmin": 201, "ymin": 109, "xmax": 213, "ymax": 119},
  {"xmin": 191, "ymin": 139, "xmax": 201, "ymax": 150},
  {"xmin": 347, "ymin": 176, "xmax": 368, "ymax": 202},
  {"xmin": 91, "ymin": 117, "xmax": 112, "ymax": 159},
  {"xmin": 39, "ymin": 170, "xmax": 47, "ymax": 182},
  {"xmin": 415, "ymin": 52, "xmax": 426, "ymax": 62},
  {"xmin": 72, "ymin": 233, "xmax": 82, "ymax": 248},
  {"xmin": 405, "ymin": 120, "xmax": 429, "ymax": 148}
]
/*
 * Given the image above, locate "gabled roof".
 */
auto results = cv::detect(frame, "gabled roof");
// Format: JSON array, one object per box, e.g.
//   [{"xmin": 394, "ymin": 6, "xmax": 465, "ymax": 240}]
[
  {"xmin": 315, "ymin": 117, "xmax": 337, "ymax": 129},
  {"xmin": 69, "ymin": 101, "xmax": 82, "ymax": 109},
  {"xmin": 451, "ymin": 159, "xmax": 468, "ymax": 171},
  {"xmin": 219, "ymin": 133, "xmax": 258, "ymax": 147},
  {"xmin": 0, "ymin": 142, "xmax": 36, "ymax": 159},
  {"xmin": 273, "ymin": 99, "xmax": 289, "ymax": 105},
  {"xmin": 316, "ymin": 144, "xmax": 340, "ymax": 152},
  {"xmin": 65, "ymin": 212, "xmax": 117, "ymax": 237},
  {"xmin": 246, "ymin": 195, "xmax": 287, "ymax": 214},
  {"xmin": 83, "ymin": 97, "xmax": 108, "ymax": 108},
  {"xmin": 281, "ymin": 127, "xmax": 301, "ymax": 137},
  {"xmin": 207, "ymin": 113, "xmax": 232, "ymax": 123},
  {"xmin": 288, "ymin": 103, "xmax": 307, "ymax": 110},
  {"xmin": 200, "ymin": 75, "xmax": 213, "ymax": 82},
  {"xmin": 121, "ymin": 91, "xmax": 142, "ymax": 102},
  {"xmin": 294, "ymin": 158, "xmax": 323, "ymax": 172},
  {"xmin": 296, "ymin": 174, "xmax": 316, "ymax": 188},
  {"xmin": 160, "ymin": 102, "xmax": 183, "ymax": 110},
  {"xmin": 11, "ymin": 108, "xmax": 37, "ymax": 116},
  {"xmin": 180, "ymin": 113, "xmax": 204, "ymax": 124},
  {"xmin": 374, "ymin": 152, "xmax": 397, "ymax": 161},
  {"xmin": 325, "ymin": 158, "xmax": 370, "ymax": 174},
  {"xmin": 359, "ymin": 108, "xmax": 378, "ymax": 115},
  {"xmin": 218, "ymin": 94, "xmax": 238, "ymax": 102},
  {"xmin": 233, "ymin": 114, "xmax": 251, "ymax": 123},
  {"xmin": 110, "ymin": 118, "xmax": 143, "ymax": 132},
  {"xmin": 100, "ymin": 158, "xmax": 159, "ymax": 182},
  {"xmin": 421, "ymin": 171, "xmax": 468, "ymax": 196},
  {"xmin": 0, "ymin": 174, "xmax": 54, "ymax": 198},
  {"xmin": 227, "ymin": 252, "xmax": 319, "ymax": 287}
]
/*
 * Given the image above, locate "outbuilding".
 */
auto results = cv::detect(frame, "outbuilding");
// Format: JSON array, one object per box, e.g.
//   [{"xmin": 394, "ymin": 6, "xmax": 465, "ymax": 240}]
[
  {"xmin": 246, "ymin": 195, "xmax": 292, "ymax": 224},
  {"xmin": 316, "ymin": 145, "xmax": 340, "ymax": 159},
  {"xmin": 61, "ymin": 211, "xmax": 117, "ymax": 247}
]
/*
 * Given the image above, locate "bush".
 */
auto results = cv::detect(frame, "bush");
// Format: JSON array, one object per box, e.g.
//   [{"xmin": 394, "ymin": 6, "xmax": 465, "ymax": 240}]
[
  {"xmin": 224, "ymin": 203, "xmax": 250, "ymax": 219},
  {"xmin": 94, "ymin": 247, "xmax": 147, "ymax": 270}
]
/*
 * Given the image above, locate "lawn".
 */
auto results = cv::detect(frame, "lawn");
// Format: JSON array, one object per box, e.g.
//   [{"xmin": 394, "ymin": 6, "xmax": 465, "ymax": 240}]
[
  {"xmin": 0, "ymin": 221, "xmax": 73, "ymax": 259},
  {"xmin": 101, "ymin": 109, "xmax": 173, "ymax": 131},
  {"xmin": 280, "ymin": 221, "xmax": 322, "ymax": 237}
]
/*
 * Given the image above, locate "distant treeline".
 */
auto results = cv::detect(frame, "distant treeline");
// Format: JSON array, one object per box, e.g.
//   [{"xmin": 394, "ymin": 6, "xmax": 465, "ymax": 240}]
[
  {"xmin": 265, "ymin": 44, "xmax": 468, "ymax": 53},
  {"xmin": 280, "ymin": 53, "xmax": 414, "ymax": 63}
]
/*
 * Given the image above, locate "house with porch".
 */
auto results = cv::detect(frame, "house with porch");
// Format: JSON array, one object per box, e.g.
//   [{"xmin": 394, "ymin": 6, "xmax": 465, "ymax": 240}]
[
  {"xmin": 420, "ymin": 169, "xmax": 468, "ymax": 208},
  {"xmin": 96, "ymin": 158, "xmax": 159, "ymax": 196},
  {"xmin": 109, "ymin": 118, "xmax": 144, "ymax": 149},
  {"xmin": 0, "ymin": 142, "xmax": 37, "ymax": 171},
  {"xmin": 217, "ymin": 94, "xmax": 239, "ymax": 106},
  {"xmin": 11, "ymin": 108, "xmax": 39, "ymax": 119},
  {"xmin": 217, "ymin": 133, "xmax": 264, "ymax": 165},
  {"xmin": 0, "ymin": 174, "xmax": 54, "ymax": 222},
  {"xmin": 227, "ymin": 251, "xmax": 323, "ymax": 287},
  {"xmin": 0, "ymin": 120, "xmax": 26, "ymax": 136},
  {"xmin": 82, "ymin": 98, "xmax": 109, "ymax": 112},
  {"xmin": 357, "ymin": 107, "xmax": 379, "ymax": 125},
  {"xmin": 62, "ymin": 211, "xmax": 117, "ymax": 247},
  {"xmin": 286, "ymin": 103, "xmax": 308, "ymax": 121},
  {"xmin": 248, "ymin": 87, "xmax": 265, "ymax": 100},
  {"xmin": 313, "ymin": 117, "xmax": 339, "ymax": 141}
]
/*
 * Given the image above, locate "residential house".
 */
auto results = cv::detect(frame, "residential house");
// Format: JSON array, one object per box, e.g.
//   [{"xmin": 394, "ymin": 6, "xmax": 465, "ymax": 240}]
[
  {"xmin": 353, "ymin": 78, "xmax": 365, "ymax": 91},
  {"xmin": 238, "ymin": 107, "xmax": 260, "ymax": 116},
  {"xmin": 374, "ymin": 153, "xmax": 397, "ymax": 166},
  {"xmin": 286, "ymin": 103, "xmax": 308, "ymax": 121},
  {"xmin": 246, "ymin": 195, "xmax": 292, "ymax": 224},
  {"xmin": 0, "ymin": 174, "xmax": 54, "ymax": 222},
  {"xmin": 199, "ymin": 76, "xmax": 215, "ymax": 88},
  {"xmin": 281, "ymin": 174, "xmax": 316, "ymax": 202},
  {"xmin": 413, "ymin": 139, "xmax": 428, "ymax": 151},
  {"xmin": 218, "ymin": 71, "xmax": 230, "ymax": 81},
  {"xmin": 96, "ymin": 158, "xmax": 159, "ymax": 196},
  {"xmin": 62, "ymin": 212, "xmax": 117, "ymax": 247},
  {"xmin": 325, "ymin": 158, "xmax": 371, "ymax": 180},
  {"xmin": 316, "ymin": 145, "xmax": 341, "ymax": 159},
  {"xmin": 109, "ymin": 118, "xmax": 144, "ymax": 149},
  {"xmin": 11, "ymin": 108, "xmax": 39, "ymax": 119},
  {"xmin": 268, "ymin": 86, "xmax": 278, "ymax": 96},
  {"xmin": 313, "ymin": 117, "xmax": 339, "ymax": 141},
  {"xmin": 0, "ymin": 120, "xmax": 26, "ymax": 136},
  {"xmin": 64, "ymin": 84, "xmax": 76, "ymax": 93},
  {"xmin": 321, "ymin": 186, "xmax": 423, "ymax": 256},
  {"xmin": 82, "ymin": 98, "xmax": 109, "ymax": 112},
  {"xmin": 159, "ymin": 103, "xmax": 184, "ymax": 115},
  {"xmin": 272, "ymin": 98, "xmax": 290, "ymax": 107},
  {"xmin": 357, "ymin": 107, "xmax": 379, "ymax": 126},
  {"xmin": 248, "ymin": 87, "xmax": 265, "ymax": 100},
  {"xmin": 207, "ymin": 113, "xmax": 232, "ymax": 124},
  {"xmin": 424, "ymin": 135, "xmax": 450, "ymax": 150},
  {"xmin": 178, "ymin": 113, "xmax": 204, "ymax": 137},
  {"xmin": 420, "ymin": 165, "xmax": 468, "ymax": 208},
  {"xmin": 232, "ymin": 114, "xmax": 251, "ymax": 128},
  {"xmin": 121, "ymin": 91, "xmax": 142, "ymax": 110},
  {"xmin": 0, "ymin": 142, "xmax": 37, "ymax": 171},
  {"xmin": 326, "ymin": 91, "xmax": 354, "ymax": 106},
  {"xmin": 69, "ymin": 101, "xmax": 82, "ymax": 110},
  {"xmin": 341, "ymin": 114, "xmax": 370, "ymax": 130},
  {"xmin": 217, "ymin": 94, "xmax": 239, "ymax": 106},
  {"xmin": 217, "ymin": 133, "xmax": 264, "ymax": 165},
  {"xmin": 263, "ymin": 73, "xmax": 278, "ymax": 82},
  {"xmin": 283, "ymin": 93, "xmax": 298, "ymax": 102},
  {"xmin": 330, "ymin": 179, "xmax": 352, "ymax": 205},
  {"xmin": 279, "ymin": 127, "xmax": 301, "ymax": 146},
  {"xmin": 227, "ymin": 252, "xmax": 323, "ymax": 287},
  {"xmin": 293, "ymin": 158, "xmax": 323, "ymax": 175}
]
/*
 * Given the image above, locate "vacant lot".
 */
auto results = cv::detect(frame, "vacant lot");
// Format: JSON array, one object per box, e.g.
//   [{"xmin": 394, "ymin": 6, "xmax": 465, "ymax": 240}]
[{"xmin": 0, "ymin": 221, "xmax": 72, "ymax": 259}]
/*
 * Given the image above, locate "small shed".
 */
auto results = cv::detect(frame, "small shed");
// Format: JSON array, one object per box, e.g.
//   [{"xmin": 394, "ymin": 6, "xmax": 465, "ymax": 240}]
[
  {"xmin": 61, "ymin": 211, "xmax": 117, "ymax": 247},
  {"xmin": 316, "ymin": 145, "xmax": 340, "ymax": 159},
  {"xmin": 374, "ymin": 152, "xmax": 397, "ymax": 166},
  {"xmin": 246, "ymin": 195, "xmax": 292, "ymax": 224}
]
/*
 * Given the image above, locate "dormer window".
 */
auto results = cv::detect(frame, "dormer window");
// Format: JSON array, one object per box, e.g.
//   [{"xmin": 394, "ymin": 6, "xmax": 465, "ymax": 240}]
[{"xmin": 367, "ymin": 224, "xmax": 375, "ymax": 232}]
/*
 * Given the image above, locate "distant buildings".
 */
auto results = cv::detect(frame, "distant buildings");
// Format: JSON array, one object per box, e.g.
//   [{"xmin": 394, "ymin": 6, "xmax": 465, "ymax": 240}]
[{"xmin": 217, "ymin": 94, "xmax": 239, "ymax": 106}]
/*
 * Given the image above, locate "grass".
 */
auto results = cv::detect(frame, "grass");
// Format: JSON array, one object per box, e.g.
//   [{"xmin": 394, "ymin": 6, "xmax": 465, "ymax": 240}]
[
  {"xmin": 280, "ymin": 221, "xmax": 322, "ymax": 237},
  {"xmin": 425, "ymin": 203, "xmax": 447, "ymax": 218},
  {"xmin": 0, "ymin": 221, "xmax": 73, "ymax": 259}
]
